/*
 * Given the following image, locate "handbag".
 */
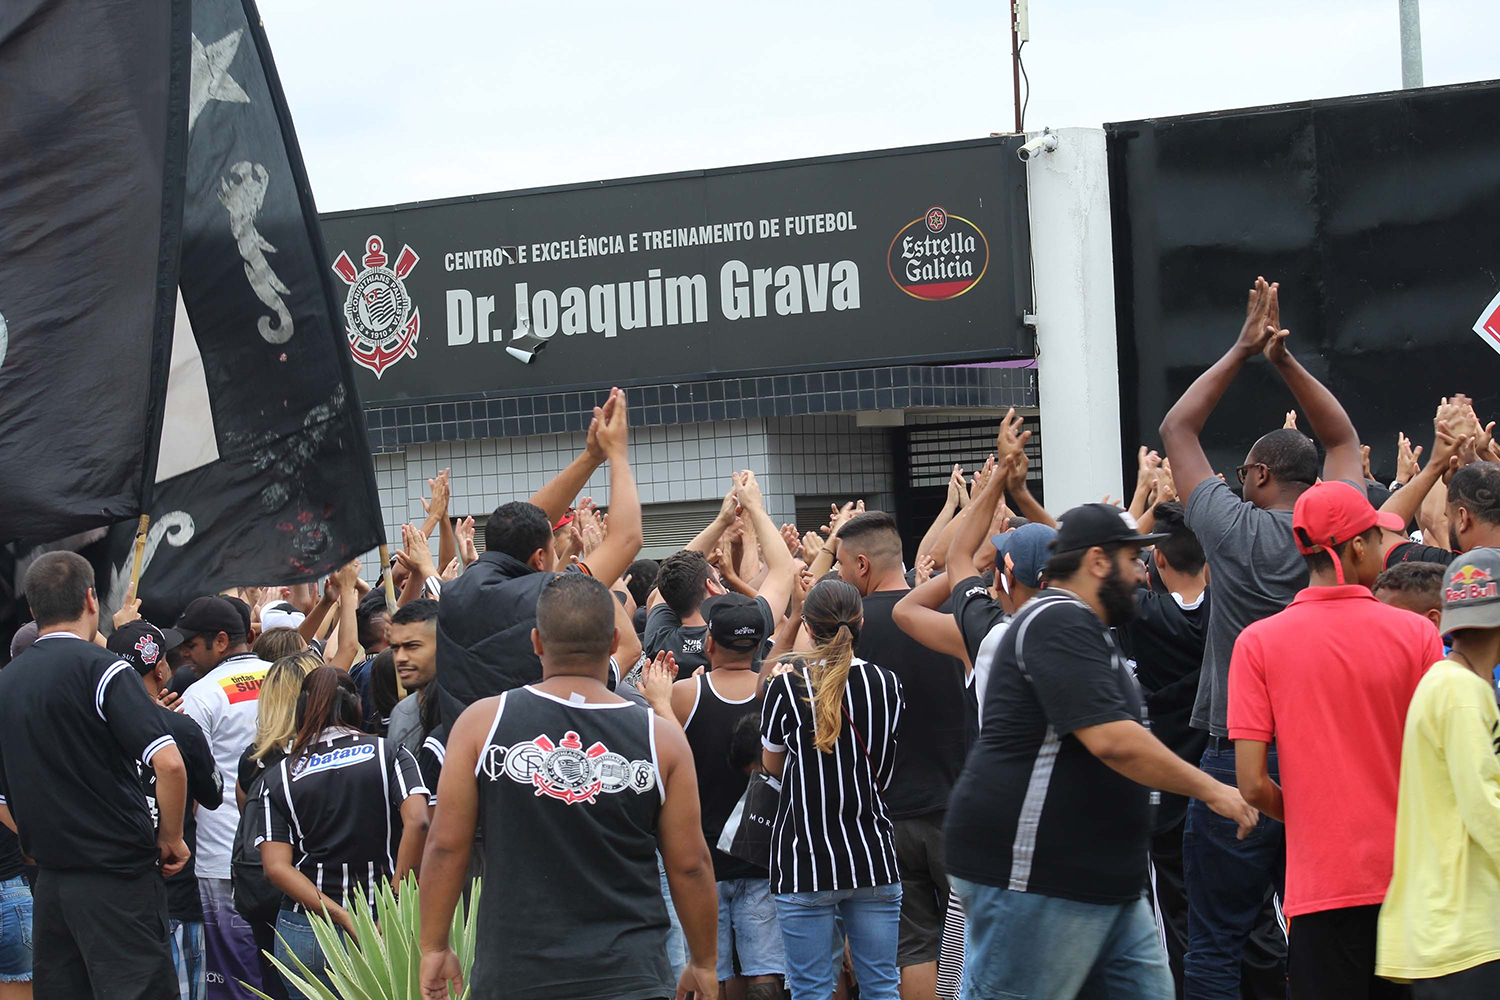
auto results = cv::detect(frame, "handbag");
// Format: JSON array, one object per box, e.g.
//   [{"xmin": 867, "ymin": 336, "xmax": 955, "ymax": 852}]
[{"xmin": 715, "ymin": 772, "xmax": 782, "ymax": 870}]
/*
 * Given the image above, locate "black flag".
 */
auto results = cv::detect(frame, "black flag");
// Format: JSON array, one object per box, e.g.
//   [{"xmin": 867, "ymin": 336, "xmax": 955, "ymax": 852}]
[
  {"xmin": 97, "ymin": 0, "xmax": 384, "ymax": 621},
  {"xmin": 0, "ymin": 0, "xmax": 188, "ymax": 541}
]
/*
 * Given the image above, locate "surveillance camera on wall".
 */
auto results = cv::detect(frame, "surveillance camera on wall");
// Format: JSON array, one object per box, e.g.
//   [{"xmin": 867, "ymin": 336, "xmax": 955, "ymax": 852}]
[{"xmin": 1017, "ymin": 129, "xmax": 1058, "ymax": 162}]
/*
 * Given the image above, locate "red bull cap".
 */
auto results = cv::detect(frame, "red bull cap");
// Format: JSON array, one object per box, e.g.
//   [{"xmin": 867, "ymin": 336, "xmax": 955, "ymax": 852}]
[{"xmin": 1439, "ymin": 548, "xmax": 1500, "ymax": 635}]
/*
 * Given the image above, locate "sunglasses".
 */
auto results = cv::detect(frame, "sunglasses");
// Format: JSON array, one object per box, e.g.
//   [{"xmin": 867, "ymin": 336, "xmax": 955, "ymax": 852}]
[{"xmin": 1235, "ymin": 462, "xmax": 1267, "ymax": 485}]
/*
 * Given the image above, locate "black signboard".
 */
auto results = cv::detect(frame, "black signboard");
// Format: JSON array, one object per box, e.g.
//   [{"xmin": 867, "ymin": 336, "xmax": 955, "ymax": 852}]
[
  {"xmin": 1108, "ymin": 80, "xmax": 1500, "ymax": 484},
  {"xmin": 320, "ymin": 138, "xmax": 1032, "ymax": 405}
]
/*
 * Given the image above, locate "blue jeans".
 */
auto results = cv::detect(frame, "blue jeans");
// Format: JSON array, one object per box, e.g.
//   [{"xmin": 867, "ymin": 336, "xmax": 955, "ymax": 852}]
[
  {"xmin": 272, "ymin": 910, "xmax": 334, "ymax": 1000},
  {"xmin": 951, "ymin": 876, "xmax": 1172, "ymax": 999},
  {"xmin": 774, "ymin": 883, "xmax": 902, "ymax": 1000},
  {"xmin": 658, "ymin": 854, "xmax": 687, "ymax": 980},
  {"xmin": 170, "ymin": 918, "xmax": 206, "ymax": 1000},
  {"xmin": 718, "ymin": 878, "xmax": 785, "ymax": 981},
  {"xmin": 0, "ymin": 875, "xmax": 33, "ymax": 983},
  {"xmin": 1182, "ymin": 745, "xmax": 1286, "ymax": 1000}
]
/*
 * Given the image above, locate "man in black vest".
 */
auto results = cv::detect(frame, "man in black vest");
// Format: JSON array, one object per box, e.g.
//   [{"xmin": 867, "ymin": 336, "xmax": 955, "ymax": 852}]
[
  {"xmin": 0, "ymin": 552, "xmax": 190, "ymax": 1000},
  {"xmin": 435, "ymin": 387, "xmax": 643, "ymax": 723},
  {"xmin": 419, "ymin": 573, "xmax": 719, "ymax": 1000}
]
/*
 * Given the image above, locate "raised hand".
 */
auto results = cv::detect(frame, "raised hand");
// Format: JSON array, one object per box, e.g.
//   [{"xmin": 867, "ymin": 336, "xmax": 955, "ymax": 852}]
[
  {"xmin": 1135, "ymin": 446, "xmax": 1163, "ymax": 495},
  {"xmin": 824, "ymin": 499, "xmax": 865, "ymax": 539},
  {"xmin": 780, "ymin": 522, "xmax": 801, "ymax": 556},
  {"xmin": 455, "ymin": 515, "xmax": 480, "ymax": 565},
  {"xmin": 1234, "ymin": 276, "xmax": 1277, "ymax": 357},
  {"xmin": 914, "ymin": 553, "xmax": 936, "ymax": 587},
  {"xmin": 640, "ymin": 651, "xmax": 677, "ymax": 713},
  {"xmin": 736, "ymin": 469, "xmax": 765, "ymax": 510},
  {"xmin": 996, "ymin": 408, "xmax": 1032, "ymax": 469},
  {"xmin": 971, "ymin": 454, "xmax": 998, "ymax": 496},
  {"xmin": 596, "ymin": 386, "xmax": 630, "ymax": 461},
  {"xmin": 401, "ymin": 523, "xmax": 438, "ymax": 579},
  {"xmin": 946, "ymin": 464, "xmax": 968, "ymax": 509},
  {"xmin": 440, "ymin": 557, "xmax": 463, "ymax": 583},
  {"xmin": 113, "ymin": 582, "xmax": 143, "ymax": 629},
  {"xmin": 1360, "ymin": 444, "xmax": 1373, "ymax": 482},
  {"xmin": 801, "ymin": 531, "xmax": 825, "ymax": 563},
  {"xmin": 1156, "ymin": 458, "xmax": 1178, "ymax": 503},
  {"xmin": 422, "ymin": 468, "xmax": 451, "ymax": 516},
  {"xmin": 1284, "ymin": 410, "xmax": 1298, "ymax": 430},
  {"xmin": 1396, "ymin": 432, "xmax": 1422, "ymax": 485}
]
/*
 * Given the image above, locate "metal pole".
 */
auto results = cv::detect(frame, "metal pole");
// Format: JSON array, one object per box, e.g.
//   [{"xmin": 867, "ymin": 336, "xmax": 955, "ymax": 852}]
[
  {"xmin": 1011, "ymin": 1, "xmax": 1022, "ymax": 132},
  {"xmin": 1399, "ymin": 0, "xmax": 1423, "ymax": 89}
]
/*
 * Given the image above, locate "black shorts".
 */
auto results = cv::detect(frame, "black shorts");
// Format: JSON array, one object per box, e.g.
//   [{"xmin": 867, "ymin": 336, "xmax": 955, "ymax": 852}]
[
  {"xmin": 32, "ymin": 867, "xmax": 176, "ymax": 1000},
  {"xmin": 1287, "ymin": 904, "xmax": 1409, "ymax": 1000},
  {"xmin": 1411, "ymin": 961, "xmax": 1500, "ymax": 1000},
  {"xmin": 893, "ymin": 811, "xmax": 950, "ymax": 967}
]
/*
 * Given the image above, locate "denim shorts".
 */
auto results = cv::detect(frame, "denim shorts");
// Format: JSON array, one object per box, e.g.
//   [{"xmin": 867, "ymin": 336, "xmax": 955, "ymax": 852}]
[
  {"xmin": 0, "ymin": 875, "xmax": 34, "ymax": 982},
  {"xmin": 717, "ymin": 878, "xmax": 785, "ymax": 981}
]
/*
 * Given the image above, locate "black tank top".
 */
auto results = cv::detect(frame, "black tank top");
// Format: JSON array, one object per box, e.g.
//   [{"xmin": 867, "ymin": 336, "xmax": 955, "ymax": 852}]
[
  {"xmin": 683, "ymin": 671, "xmax": 764, "ymax": 881},
  {"xmin": 471, "ymin": 685, "xmax": 671, "ymax": 1000}
]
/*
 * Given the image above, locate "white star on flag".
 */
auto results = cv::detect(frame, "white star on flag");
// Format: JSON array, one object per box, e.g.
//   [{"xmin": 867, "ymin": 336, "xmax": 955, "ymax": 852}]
[{"xmin": 189, "ymin": 30, "xmax": 250, "ymax": 131}]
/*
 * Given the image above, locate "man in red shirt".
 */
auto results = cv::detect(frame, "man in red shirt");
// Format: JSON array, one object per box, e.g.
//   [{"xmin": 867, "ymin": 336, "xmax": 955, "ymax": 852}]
[{"xmin": 1229, "ymin": 481, "xmax": 1444, "ymax": 999}]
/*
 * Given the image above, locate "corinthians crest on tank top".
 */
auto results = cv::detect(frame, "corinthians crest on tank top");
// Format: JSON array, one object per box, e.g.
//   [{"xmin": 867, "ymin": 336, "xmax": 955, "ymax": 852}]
[{"xmin": 468, "ymin": 684, "xmax": 672, "ymax": 1000}]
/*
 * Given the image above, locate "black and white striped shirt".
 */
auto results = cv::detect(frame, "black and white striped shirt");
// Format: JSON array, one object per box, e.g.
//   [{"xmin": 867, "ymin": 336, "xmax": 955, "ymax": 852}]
[
  {"xmin": 257, "ymin": 728, "xmax": 427, "ymax": 911},
  {"xmin": 760, "ymin": 658, "xmax": 904, "ymax": 894}
]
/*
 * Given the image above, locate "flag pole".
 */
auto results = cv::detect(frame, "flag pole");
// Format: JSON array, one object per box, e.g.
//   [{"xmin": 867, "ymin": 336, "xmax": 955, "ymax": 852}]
[{"xmin": 129, "ymin": 514, "xmax": 151, "ymax": 592}]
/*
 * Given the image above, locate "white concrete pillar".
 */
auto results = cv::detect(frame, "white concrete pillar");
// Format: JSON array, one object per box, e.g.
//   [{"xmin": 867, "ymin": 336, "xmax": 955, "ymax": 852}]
[{"xmin": 1026, "ymin": 127, "xmax": 1123, "ymax": 513}]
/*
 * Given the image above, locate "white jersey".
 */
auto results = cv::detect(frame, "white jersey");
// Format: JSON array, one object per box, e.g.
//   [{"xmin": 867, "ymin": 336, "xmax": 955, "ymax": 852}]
[{"xmin": 179, "ymin": 652, "xmax": 271, "ymax": 878}]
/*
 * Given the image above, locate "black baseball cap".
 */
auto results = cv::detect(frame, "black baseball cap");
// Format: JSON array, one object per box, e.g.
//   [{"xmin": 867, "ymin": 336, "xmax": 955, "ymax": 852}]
[
  {"xmin": 1053, "ymin": 504, "xmax": 1170, "ymax": 555},
  {"xmin": 708, "ymin": 594, "xmax": 769, "ymax": 653},
  {"xmin": 176, "ymin": 595, "xmax": 247, "ymax": 641},
  {"xmin": 108, "ymin": 620, "xmax": 184, "ymax": 676}
]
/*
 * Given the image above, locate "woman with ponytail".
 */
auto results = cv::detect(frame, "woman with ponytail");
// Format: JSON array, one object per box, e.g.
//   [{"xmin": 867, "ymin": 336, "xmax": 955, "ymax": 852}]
[
  {"xmin": 256, "ymin": 667, "xmax": 430, "ymax": 998},
  {"xmin": 760, "ymin": 578, "xmax": 906, "ymax": 999}
]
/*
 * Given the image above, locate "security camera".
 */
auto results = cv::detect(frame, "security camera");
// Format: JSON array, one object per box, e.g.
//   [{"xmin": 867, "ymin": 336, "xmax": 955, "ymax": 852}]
[{"xmin": 1017, "ymin": 129, "xmax": 1058, "ymax": 162}]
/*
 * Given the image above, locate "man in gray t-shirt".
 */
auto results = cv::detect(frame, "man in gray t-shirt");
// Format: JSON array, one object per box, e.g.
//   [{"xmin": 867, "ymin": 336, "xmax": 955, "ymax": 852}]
[
  {"xmin": 1159, "ymin": 277, "xmax": 1367, "ymax": 1000},
  {"xmin": 1184, "ymin": 479, "xmax": 1307, "ymax": 736}
]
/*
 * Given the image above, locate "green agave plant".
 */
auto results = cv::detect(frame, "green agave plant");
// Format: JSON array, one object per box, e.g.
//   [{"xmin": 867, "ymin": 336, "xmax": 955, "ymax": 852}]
[{"xmin": 246, "ymin": 874, "xmax": 481, "ymax": 1000}]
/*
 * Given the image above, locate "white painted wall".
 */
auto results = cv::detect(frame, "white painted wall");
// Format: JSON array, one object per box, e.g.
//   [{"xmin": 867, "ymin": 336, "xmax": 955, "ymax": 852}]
[{"xmin": 1026, "ymin": 127, "xmax": 1124, "ymax": 513}]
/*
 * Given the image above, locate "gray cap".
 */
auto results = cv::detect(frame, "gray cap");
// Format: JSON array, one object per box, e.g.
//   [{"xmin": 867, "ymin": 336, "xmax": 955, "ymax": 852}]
[
  {"xmin": 992, "ymin": 522, "xmax": 1059, "ymax": 589},
  {"xmin": 1438, "ymin": 548, "xmax": 1500, "ymax": 636},
  {"xmin": 9, "ymin": 621, "xmax": 39, "ymax": 659}
]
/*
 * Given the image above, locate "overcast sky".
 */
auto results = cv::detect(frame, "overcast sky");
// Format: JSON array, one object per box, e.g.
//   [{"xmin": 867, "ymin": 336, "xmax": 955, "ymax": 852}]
[{"xmin": 256, "ymin": 0, "xmax": 1500, "ymax": 213}]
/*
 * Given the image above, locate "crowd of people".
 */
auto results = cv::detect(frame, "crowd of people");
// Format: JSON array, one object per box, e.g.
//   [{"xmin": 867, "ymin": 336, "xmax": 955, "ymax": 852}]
[{"xmin": 1, "ymin": 278, "xmax": 1499, "ymax": 1000}]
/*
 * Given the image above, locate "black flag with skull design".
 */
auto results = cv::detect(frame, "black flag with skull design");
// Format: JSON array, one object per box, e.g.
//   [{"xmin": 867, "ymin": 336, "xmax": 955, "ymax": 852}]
[{"xmin": 92, "ymin": 0, "xmax": 385, "ymax": 623}]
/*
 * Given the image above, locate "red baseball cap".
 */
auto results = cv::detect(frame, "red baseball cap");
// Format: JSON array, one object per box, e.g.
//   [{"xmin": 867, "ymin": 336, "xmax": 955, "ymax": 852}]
[{"xmin": 1291, "ymin": 481, "xmax": 1405, "ymax": 556}]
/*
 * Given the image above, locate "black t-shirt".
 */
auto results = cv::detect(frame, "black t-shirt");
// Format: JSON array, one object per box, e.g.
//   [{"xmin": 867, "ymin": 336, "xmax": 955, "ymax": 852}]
[
  {"xmin": 855, "ymin": 590, "xmax": 968, "ymax": 819},
  {"xmin": 0, "ymin": 825, "xmax": 23, "ymax": 883},
  {"xmin": 1119, "ymin": 587, "xmax": 1211, "ymax": 832},
  {"xmin": 951, "ymin": 575, "xmax": 1006, "ymax": 736},
  {"xmin": 258, "ymin": 730, "xmax": 427, "ymax": 911},
  {"xmin": 644, "ymin": 596, "xmax": 774, "ymax": 679},
  {"xmin": 1385, "ymin": 540, "xmax": 1457, "ymax": 567},
  {"xmin": 943, "ymin": 592, "xmax": 1151, "ymax": 904},
  {"xmin": 0, "ymin": 633, "xmax": 179, "ymax": 875},
  {"xmin": 142, "ymin": 706, "xmax": 224, "ymax": 919}
]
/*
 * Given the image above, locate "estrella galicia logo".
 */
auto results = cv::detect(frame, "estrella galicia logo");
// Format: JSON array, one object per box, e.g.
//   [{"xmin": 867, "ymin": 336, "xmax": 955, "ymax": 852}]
[
  {"xmin": 887, "ymin": 206, "xmax": 989, "ymax": 301},
  {"xmin": 291, "ymin": 742, "xmax": 376, "ymax": 780},
  {"xmin": 331, "ymin": 235, "xmax": 421, "ymax": 378}
]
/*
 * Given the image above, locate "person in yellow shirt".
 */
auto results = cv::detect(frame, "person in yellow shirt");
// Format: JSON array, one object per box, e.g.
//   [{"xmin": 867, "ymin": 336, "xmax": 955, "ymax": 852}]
[{"xmin": 1378, "ymin": 548, "xmax": 1500, "ymax": 997}]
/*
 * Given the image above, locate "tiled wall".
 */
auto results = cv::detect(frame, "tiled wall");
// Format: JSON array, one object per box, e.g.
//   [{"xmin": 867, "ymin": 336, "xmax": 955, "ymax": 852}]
[{"xmin": 365, "ymin": 414, "xmax": 897, "ymax": 577}]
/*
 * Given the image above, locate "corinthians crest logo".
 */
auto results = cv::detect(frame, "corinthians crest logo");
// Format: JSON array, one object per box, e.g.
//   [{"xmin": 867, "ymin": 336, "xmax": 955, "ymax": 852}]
[
  {"xmin": 332, "ymin": 235, "xmax": 421, "ymax": 377},
  {"xmin": 482, "ymin": 730, "xmax": 657, "ymax": 805}
]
